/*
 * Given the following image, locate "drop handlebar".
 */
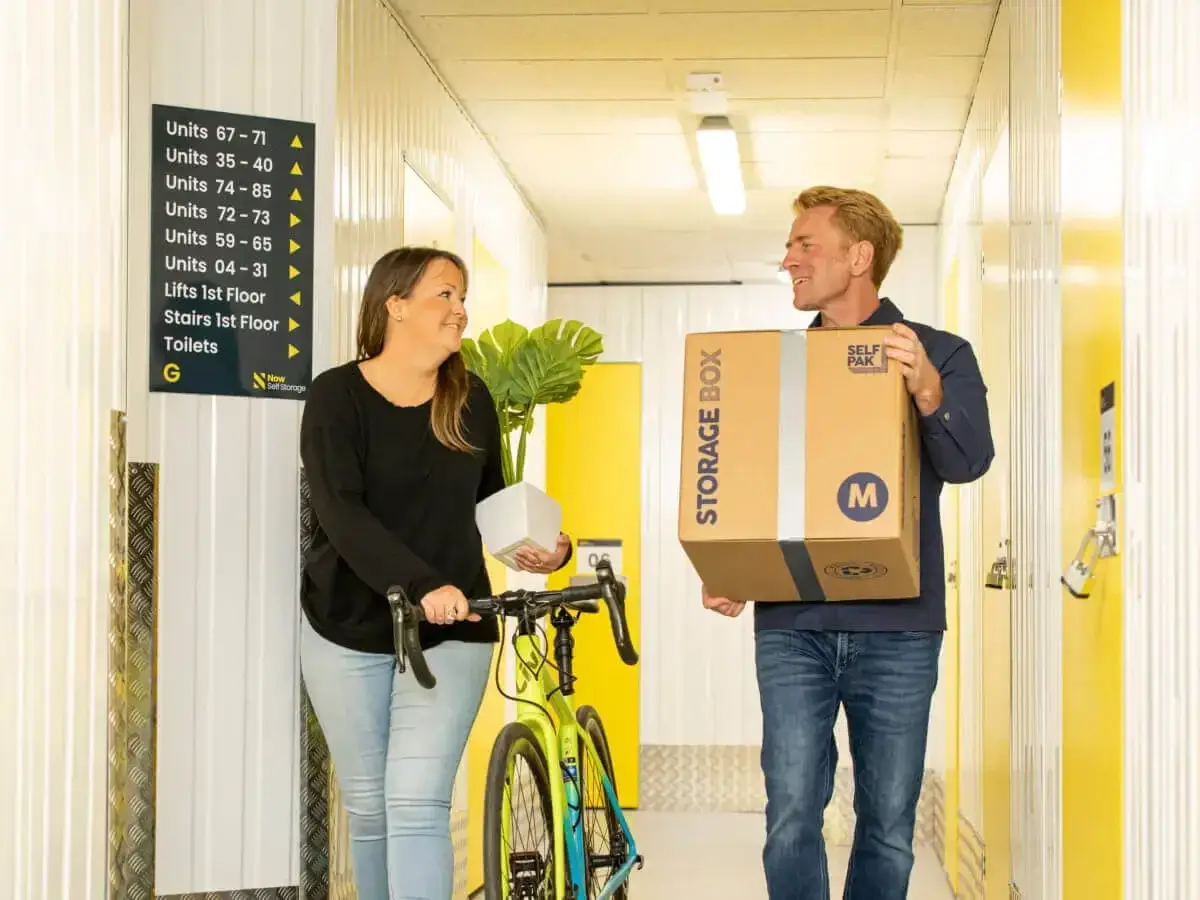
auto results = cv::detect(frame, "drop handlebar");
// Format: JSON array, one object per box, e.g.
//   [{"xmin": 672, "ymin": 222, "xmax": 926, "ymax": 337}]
[{"xmin": 386, "ymin": 558, "xmax": 638, "ymax": 690}]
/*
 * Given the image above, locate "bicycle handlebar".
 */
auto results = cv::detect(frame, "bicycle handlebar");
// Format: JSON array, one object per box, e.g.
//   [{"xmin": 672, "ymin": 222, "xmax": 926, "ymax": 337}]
[{"xmin": 386, "ymin": 558, "xmax": 639, "ymax": 690}]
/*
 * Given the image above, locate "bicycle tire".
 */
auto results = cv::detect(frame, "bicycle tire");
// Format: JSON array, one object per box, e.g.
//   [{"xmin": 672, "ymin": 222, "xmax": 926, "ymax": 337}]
[
  {"xmin": 484, "ymin": 721, "xmax": 566, "ymax": 900},
  {"xmin": 576, "ymin": 705, "xmax": 630, "ymax": 900}
]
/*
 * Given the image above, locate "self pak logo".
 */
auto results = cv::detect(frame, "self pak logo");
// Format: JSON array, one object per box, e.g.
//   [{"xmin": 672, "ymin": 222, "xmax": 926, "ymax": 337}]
[
  {"xmin": 846, "ymin": 342, "xmax": 887, "ymax": 373},
  {"xmin": 837, "ymin": 472, "xmax": 889, "ymax": 522}
]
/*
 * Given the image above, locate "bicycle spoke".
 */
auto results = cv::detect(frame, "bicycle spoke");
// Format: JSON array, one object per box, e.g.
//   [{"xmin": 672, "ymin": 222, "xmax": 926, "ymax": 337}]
[
  {"xmin": 580, "ymin": 745, "xmax": 620, "ymax": 897},
  {"xmin": 503, "ymin": 751, "xmax": 554, "ymax": 898}
]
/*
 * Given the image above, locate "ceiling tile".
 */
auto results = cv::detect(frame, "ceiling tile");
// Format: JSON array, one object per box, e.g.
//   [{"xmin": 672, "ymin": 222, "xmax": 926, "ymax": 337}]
[
  {"xmin": 749, "ymin": 130, "xmax": 885, "ymax": 161},
  {"xmin": 417, "ymin": 13, "xmax": 661, "ymax": 60},
  {"xmin": 738, "ymin": 98, "xmax": 889, "ymax": 132},
  {"xmin": 666, "ymin": 58, "xmax": 887, "ymax": 100},
  {"xmin": 444, "ymin": 60, "xmax": 672, "ymax": 99},
  {"xmin": 755, "ymin": 158, "xmax": 884, "ymax": 192},
  {"xmin": 889, "ymin": 96, "xmax": 970, "ymax": 130},
  {"xmin": 886, "ymin": 129, "xmax": 963, "ymax": 157},
  {"xmin": 662, "ymin": 11, "xmax": 891, "ymax": 59},
  {"xmin": 419, "ymin": 10, "xmax": 892, "ymax": 61},
  {"xmin": 897, "ymin": 4, "xmax": 997, "ymax": 57},
  {"xmin": 470, "ymin": 100, "xmax": 686, "ymax": 135},
  {"xmin": 891, "ymin": 55, "xmax": 983, "ymax": 97},
  {"xmin": 496, "ymin": 133, "xmax": 700, "ymax": 191}
]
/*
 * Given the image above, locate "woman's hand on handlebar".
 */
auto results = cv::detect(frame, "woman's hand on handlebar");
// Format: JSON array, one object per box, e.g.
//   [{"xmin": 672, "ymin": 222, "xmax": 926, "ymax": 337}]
[{"xmin": 420, "ymin": 585, "xmax": 480, "ymax": 625}]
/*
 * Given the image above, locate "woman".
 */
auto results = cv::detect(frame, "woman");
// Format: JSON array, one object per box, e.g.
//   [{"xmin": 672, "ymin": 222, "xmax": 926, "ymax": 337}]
[{"xmin": 299, "ymin": 246, "xmax": 573, "ymax": 900}]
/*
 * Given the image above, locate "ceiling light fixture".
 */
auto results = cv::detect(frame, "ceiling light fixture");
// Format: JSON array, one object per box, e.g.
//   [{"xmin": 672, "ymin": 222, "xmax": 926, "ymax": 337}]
[{"xmin": 695, "ymin": 115, "xmax": 745, "ymax": 216}]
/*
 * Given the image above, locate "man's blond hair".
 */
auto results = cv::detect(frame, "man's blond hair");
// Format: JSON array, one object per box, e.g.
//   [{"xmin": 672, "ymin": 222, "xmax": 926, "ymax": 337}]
[{"xmin": 793, "ymin": 186, "xmax": 904, "ymax": 288}]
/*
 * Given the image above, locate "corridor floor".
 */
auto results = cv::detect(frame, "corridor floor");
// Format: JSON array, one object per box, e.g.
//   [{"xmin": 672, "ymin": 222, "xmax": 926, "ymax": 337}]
[{"xmin": 624, "ymin": 811, "xmax": 953, "ymax": 898}]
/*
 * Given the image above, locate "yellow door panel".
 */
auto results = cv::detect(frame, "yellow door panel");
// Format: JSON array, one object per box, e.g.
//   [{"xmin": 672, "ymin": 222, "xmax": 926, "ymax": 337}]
[
  {"xmin": 1061, "ymin": 0, "xmax": 1124, "ymax": 895},
  {"xmin": 546, "ymin": 362, "xmax": 642, "ymax": 807}
]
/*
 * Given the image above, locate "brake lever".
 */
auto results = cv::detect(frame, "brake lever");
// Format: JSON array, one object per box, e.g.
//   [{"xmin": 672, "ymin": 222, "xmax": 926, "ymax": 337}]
[
  {"xmin": 594, "ymin": 560, "xmax": 639, "ymax": 666},
  {"xmin": 386, "ymin": 586, "xmax": 438, "ymax": 690}
]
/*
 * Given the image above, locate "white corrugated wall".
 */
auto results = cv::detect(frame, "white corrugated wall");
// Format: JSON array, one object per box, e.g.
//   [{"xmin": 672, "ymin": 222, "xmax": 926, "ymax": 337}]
[
  {"xmin": 0, "ymin": 1, "xmax": 129, "ymax": 899},
  {"xmin": 549, "ymin": 225, "xmax": 940, "ymax": 752},
  {"xmin": 1122, "ymin": 0, "xmax": 1200, "ymax": 896},
  {"xmin": 122, "ymin": 0, "xmax": 338, "ymax": 892},
  {"xmin": 937, "ymin": 8, "xmax": 1008, "ymax": 890},
  {"xmin": 1009, "ymin": 0, "xmax": 1063, "ymax": 895}
]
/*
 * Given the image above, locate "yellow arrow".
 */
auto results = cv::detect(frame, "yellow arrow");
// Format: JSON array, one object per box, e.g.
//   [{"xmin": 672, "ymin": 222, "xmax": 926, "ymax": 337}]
[
  {"xmin": 291, "ymin": 135, "xmax": 303, "ymax": 149},
  {"xmin": 290, "ymin": 188, "xmax": 302, "ymax": 202},
  {"xmin": 289, "ymin": 265, "xmax": 300, "ymax": 279},
  {"xmin": 290, "ymin": 291, "xmax": 301, "ymax": 305},
  {"xmin": 290, "ymin": 213, "xmax": 301, "ymax": 227},
  {"xmin": 290, "ymin": 239, "xmax": 300, "ymax": 254},
  {"xmin": 288, "ymin": 344, "xmax": 300, "ymax": 359},
  {"xmin": 288, "ymin": 318, "xmax": 300, "ymax": 332},
  {"xmin": 290, "ymin": 162, "xmax": 303, "ymax": 176}
]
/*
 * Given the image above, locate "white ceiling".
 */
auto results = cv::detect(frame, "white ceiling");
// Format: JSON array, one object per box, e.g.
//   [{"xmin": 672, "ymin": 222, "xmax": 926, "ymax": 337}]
[{"xmin": 390, "ymin": 0, "xmax": 998, "ymax": 284}]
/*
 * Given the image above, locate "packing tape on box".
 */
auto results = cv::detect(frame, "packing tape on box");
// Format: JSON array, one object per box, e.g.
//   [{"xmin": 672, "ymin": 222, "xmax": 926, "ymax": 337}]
[{"xmin": 776, "ymin": 330, "xmax": 827, "ymax": 603}]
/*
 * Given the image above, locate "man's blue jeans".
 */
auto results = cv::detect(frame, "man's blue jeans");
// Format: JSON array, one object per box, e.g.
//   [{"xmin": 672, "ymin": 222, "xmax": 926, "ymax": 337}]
[{"xmin": 755, "ymin": 629, "xmax": 942, "ymax": 900}]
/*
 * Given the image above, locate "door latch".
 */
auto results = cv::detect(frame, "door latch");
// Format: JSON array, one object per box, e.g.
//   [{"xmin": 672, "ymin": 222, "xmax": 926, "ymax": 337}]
[
  {"xmin": 1061, "ymin": 495, "xmax": 1118, "ymax": 599},
  {"xmin": 985, "ymin": 541, "xmax": 1010, "ymax": 590}
]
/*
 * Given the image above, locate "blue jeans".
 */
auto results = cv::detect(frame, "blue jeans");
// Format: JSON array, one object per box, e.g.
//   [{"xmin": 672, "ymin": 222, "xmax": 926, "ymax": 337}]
[
  {"xmin": 300, "ymin": 614, "xmax": 491, "ymax": 900},
  {"xmin": 755, "ymin": 629, "xmax": 942, "ymax": 900}
]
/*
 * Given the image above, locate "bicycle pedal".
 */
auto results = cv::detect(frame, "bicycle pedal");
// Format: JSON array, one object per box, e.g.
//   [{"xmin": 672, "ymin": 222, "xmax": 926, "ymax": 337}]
[{"xmin": 634, "ymin": 854, "xmax": 645, "ymax": 870}]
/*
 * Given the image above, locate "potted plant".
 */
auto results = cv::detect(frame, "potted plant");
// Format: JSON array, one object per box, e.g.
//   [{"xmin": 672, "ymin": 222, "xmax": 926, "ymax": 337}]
[{"xmin": 461, "ymin": 318, "xmax": 604, "ymax": 569}]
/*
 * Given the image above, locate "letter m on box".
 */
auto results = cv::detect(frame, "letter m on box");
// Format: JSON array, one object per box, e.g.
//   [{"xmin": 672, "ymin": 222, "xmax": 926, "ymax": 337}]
[{"xmin": 848, "ymin": 482, "xmax": 877, "ymax": 509}]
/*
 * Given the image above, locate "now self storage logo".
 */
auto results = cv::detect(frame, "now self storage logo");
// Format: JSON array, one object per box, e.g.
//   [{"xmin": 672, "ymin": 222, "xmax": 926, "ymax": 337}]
[
  {"xmin": 846, "ymin": 342, "xmax": 887, "ymax": 373},
  {"xmin": 837, "ymin": 472, "xmax": 889, "ymax": 522}
]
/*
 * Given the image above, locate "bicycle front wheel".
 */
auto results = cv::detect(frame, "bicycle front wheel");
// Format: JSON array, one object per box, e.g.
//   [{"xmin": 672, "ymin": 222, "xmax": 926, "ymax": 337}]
[{"xmin": 483, "ymin": 721, "xmax": 565, "ymax": 899}]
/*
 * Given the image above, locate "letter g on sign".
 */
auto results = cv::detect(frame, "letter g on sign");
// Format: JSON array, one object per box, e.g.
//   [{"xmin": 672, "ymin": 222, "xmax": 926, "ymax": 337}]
[{"xmin": 836, "ymin": 472, "xmax": 889, "ymax": 522}]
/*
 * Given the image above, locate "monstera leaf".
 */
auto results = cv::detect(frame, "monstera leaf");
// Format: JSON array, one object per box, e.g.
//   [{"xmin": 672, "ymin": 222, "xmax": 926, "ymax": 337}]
[{"xmin": 460, "ymin": 317, "xmax": 604, "ymax": 484}]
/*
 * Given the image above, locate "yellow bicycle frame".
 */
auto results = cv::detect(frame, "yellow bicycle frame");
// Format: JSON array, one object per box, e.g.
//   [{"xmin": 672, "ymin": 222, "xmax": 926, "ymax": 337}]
[{"xmin": 500, "ymin": 630, "xmax": 638, "ymax": 900}]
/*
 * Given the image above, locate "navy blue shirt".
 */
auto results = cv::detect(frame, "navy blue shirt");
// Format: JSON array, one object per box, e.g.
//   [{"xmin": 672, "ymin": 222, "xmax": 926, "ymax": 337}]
[{"xmin": 754, "ymin": 298, "xmax": 995, "ymax": 634}]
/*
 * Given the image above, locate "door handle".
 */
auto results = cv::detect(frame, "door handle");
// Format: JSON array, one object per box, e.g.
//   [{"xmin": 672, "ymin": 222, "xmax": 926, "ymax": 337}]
[{"xmin": 1061, "ymin": 495, "xmax": 1118, "ymax": 599}]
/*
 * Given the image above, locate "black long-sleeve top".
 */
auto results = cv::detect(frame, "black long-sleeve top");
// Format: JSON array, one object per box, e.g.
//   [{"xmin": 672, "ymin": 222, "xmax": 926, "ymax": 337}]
[
  {"xmin": 755, "ymin": 298, "xmax": 996, "ymax": 634},
  {"xmin": 299, "ymin": 361, "xmax": 516, "ymax": 654}
]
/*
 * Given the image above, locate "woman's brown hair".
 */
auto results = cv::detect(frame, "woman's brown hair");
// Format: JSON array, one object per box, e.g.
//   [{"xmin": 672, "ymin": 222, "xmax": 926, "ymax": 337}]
[{"xmin": 355, "ymin": 246, "xmax": 478, "ymax": 454}]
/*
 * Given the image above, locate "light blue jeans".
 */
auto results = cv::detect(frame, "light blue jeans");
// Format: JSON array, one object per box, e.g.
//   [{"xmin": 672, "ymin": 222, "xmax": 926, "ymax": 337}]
[{"xmin": 300, "ymin": 614, "xmax": 492, "ymax": 900}]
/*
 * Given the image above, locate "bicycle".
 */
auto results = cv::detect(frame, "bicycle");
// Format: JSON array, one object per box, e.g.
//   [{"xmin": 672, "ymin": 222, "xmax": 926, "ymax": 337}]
[{"xmin": 387, "ymin": 558, "xmax": 643, "ymax": 899}]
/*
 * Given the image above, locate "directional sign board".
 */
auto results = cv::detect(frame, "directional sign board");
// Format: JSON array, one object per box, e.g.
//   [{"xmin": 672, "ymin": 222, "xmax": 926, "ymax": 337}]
[{"xmin": 148, "ymin": 103, "xmax": 315, "ymax": 399}]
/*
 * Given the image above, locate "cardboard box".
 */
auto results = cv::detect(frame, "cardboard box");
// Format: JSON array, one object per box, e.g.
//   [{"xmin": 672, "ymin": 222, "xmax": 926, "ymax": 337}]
[{"xmin": 678, "ymin": 325, "xmax": 921, "ymax": 604}]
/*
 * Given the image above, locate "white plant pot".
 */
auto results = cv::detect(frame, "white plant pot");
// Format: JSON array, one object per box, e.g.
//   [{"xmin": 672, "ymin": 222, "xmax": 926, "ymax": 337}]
[{"xmin": 475, "ymin": 481, "xmax": 563, "ymax": 570}]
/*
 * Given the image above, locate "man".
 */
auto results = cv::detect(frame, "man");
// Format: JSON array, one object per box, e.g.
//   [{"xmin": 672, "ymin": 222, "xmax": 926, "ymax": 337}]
[{"xmin": 702, "ymin": 186, "xmax": 994, "ymax": 900}]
